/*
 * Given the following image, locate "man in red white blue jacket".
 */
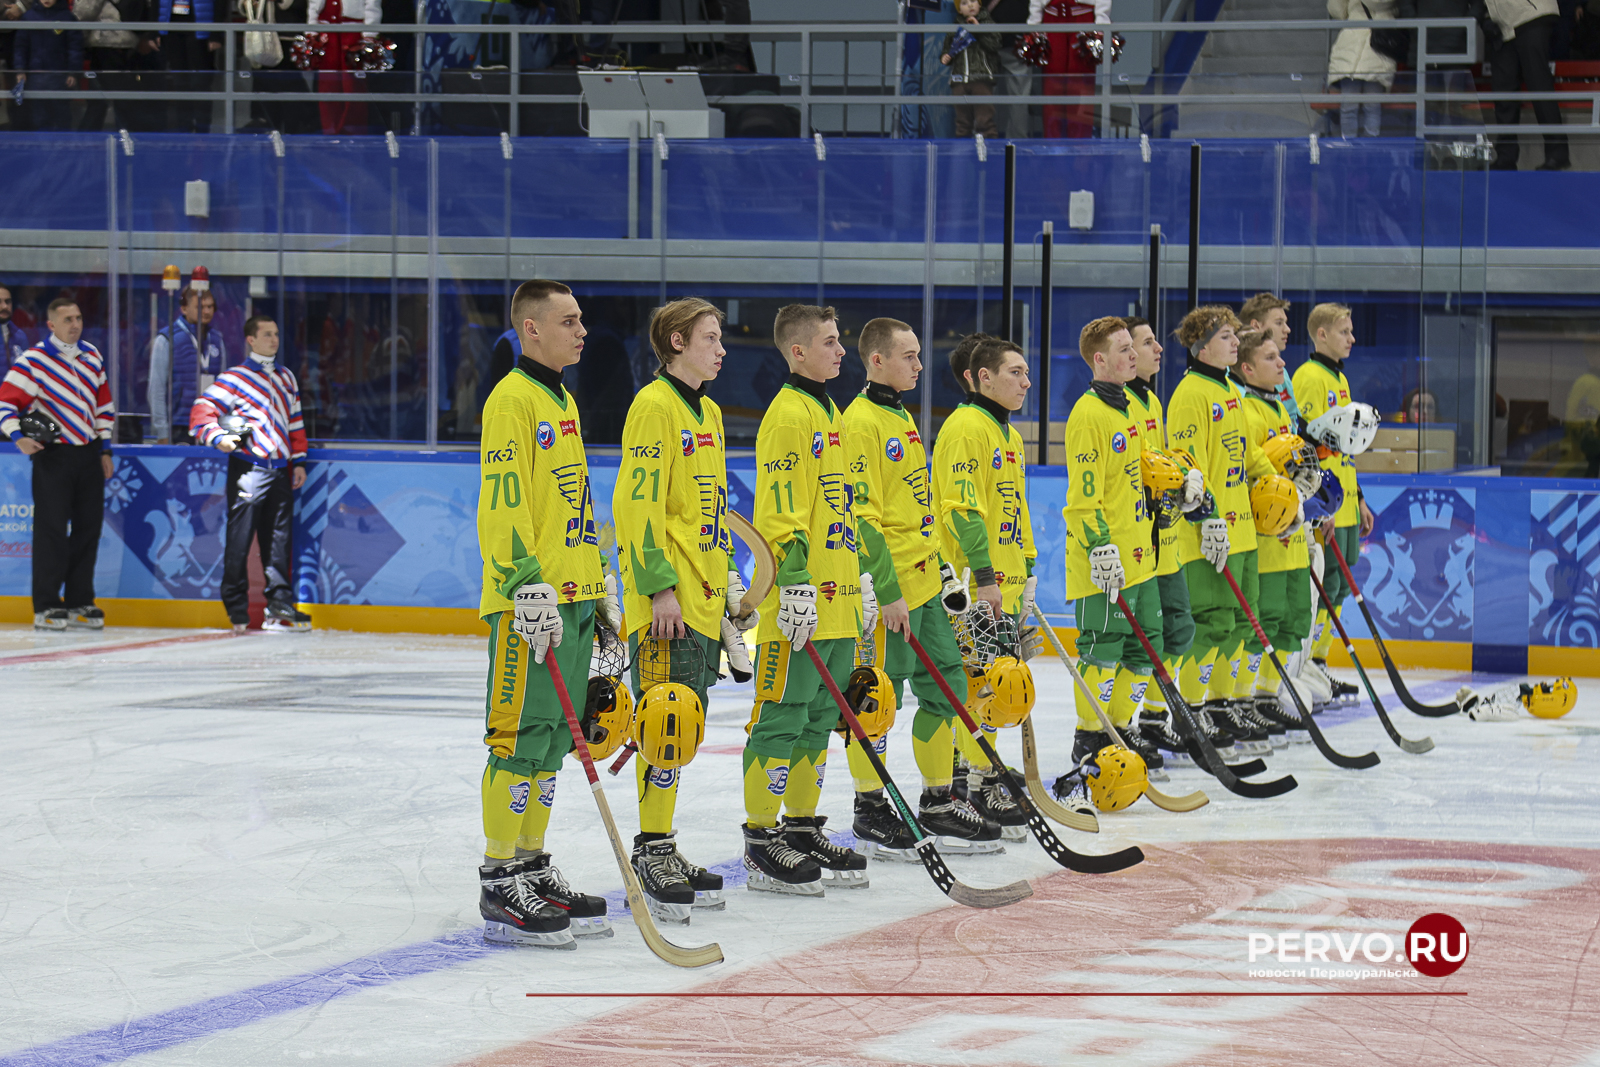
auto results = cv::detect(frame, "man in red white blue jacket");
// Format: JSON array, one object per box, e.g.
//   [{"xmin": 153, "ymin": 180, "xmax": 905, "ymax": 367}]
[
  {"xmin": 189, "ymin": 315, "xmax": 312, "ymax": 634},
  {"xmin": 0, "ymin": 298, "xmax": 116, "ymax": 631}
]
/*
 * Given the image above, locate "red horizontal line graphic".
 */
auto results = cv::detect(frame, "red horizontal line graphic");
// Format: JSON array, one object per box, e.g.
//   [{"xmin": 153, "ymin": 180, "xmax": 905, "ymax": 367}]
[
  {"xmin": 0, "ymin": 631, "xmax": 234, "ymax": 666},
  {"xmin": 526, "ymin": 991, "xmax": 1468, "ymax": 999}
]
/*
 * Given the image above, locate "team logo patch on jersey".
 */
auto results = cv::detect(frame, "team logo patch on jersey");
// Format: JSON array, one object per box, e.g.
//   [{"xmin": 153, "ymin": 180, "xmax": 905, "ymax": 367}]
[
  {"xmin": 1130, "ymin": 680, "xmax": 1149, "ymax": 705},
  {"xmin": 508, "ymin": 780, "xmax": 531, "ymax": 815},
  {"xmin": 1006, "ymin": 450, "xmax": 1017, "ymax": 464},
  {"xmin": 992, "ymin": 448, "xmax": 1003, "ymax": 469},
  {"xmin": 485, "ymin": 439, "xmax": 517, "ymax": 464},
  {"xmin": 828, "ymin": 431, "xmax": 841, "ymax": 448},
  {"xmin": 872, "ymin": 734, "xmax": 888, "ymax": 755},
  {"xmin": 1225, "ymin": 511, "xmax": 1238, "ymax": 524},
  {"xmin": 537, "ymin": 776, "xmax": 557, "ymax": 808},
  {"xmin": 560, "ymin": 581, "xmax": 578, "ymax": 601},
  {"xmin": 1097, "ymin": 676, "xmax": 1116, "ymax": 703},
  {"xmin": 812, "ymin": 432, "xmax": 825, "ymax": 458},
  {"xmin": 537, "ymin": 421, "xmax": 555, "ymax": 449},
  {"xmin": 1210, "ymin": 403, "xmax": 1224, "ymax": 422},
  {"xmin": 696, "ymin": 432, "xmax": 715, "ymax": 449},
  {"xmin": 701, "ymin": 579, "xmax": 717, "ymax": 600},
  {"xmin": 819, "ymin": 580, "xmax": 837, "ymax": 602},
  {"xmin": 1132, "ymin": 546, "xmax": 1144, "ymax": 562},
  {"xmin": 647, "ymin": 766, "xmax": 678, "ymax": 790},
  {"xmin": 1111, "ymin": 432, "xmax": 1128, "ymax": 454},
  {"xmin": 1327, "ymin": 389, "xmax": 1338, "ymax": 408},
  {"xmin": 1224, "ymin": 397, "xmax": 1239, "ymax": 411},
  {"xmin": 886, "ymin": 438, "xmax": 904, "ymax": 462},
  {"xmin": 908, "ymin": 429, "xmax": 922, "ymax": 445},
  {"xmin": 766, "ymin": 766, "xmax": 790, "ymax": 795},
  {"xmin": 1145, "ymin": 419, "xmax": 1158, "ymax": 434},
  {"xmin": 1266, "ymin": 428, "xmax": 1277, "ymax": 439},
  {"xmin": 681, "ymin": 429, "xmax": 696, "ymax": 456},
  {"xmin": 560, "ymin": 419, "xmax": 577, "ymax": 436}
]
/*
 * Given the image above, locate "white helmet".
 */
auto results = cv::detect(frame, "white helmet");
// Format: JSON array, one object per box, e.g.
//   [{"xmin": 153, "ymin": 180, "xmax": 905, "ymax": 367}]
[{"xmin": 1305, "ymin": 402, "xmax": 1379, "ymax": 456}]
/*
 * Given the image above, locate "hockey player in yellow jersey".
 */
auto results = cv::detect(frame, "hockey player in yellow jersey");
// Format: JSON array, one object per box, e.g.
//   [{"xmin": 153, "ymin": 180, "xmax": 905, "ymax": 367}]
[
  {"xmin": 931, "ymin": 337, "xmax": 1038, "ymax": 827},
  {"xmin": 743, "ymin": 304, "xmax": 871, "ymax": 894},
  {"xmin": 1166, "ymin": 305, "xmax": 1277, "ymax": 759},
  {"xmin": 843, "ymin": 319, "xmax": 1009, "ymax": 859},
  {"xmin": 1292, "ymin": 302, "xmax": 1376, "ymax": 708},
  {"xmin": 476, "ymin": 280, "xmax": 618, "ymax": 950},
  {"xmin": 1056, "ymin": 316, "xmax": 1170, "ymax": 792},
  {"xmin": 613, "ymin": 297, "xmax": 741, "ymax": 923}
]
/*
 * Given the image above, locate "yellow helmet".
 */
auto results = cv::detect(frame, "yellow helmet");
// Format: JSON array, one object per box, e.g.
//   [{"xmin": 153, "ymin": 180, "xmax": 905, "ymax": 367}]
[
  {"xmin": 1168, "ymin": 446, "xmax": 1198, "ymax": 473},
  {"xmin": 1522, "ymin": 677, "xmax": 1577, "ymax": 719},
  {"xmin": 633, "ymin": 682, "xmax": 704, "ymax": 768},
  {"xmin": 577, "ymin": 675, "xmax": 634, "ymax": 761},
  {"xmin": 839, "ymin": 665, "xmax": 897, "ymax": 741},
  {"xmin": 1250, "ymin": 473, "xmax": 1299, "ymax": 536},
  {"xmin": 1140, "ymin": 448, "xmax": 1185, "ymax": 494},
  {"xmin": 963, "ymin": 665, "xmax": 995, "ymax": 720},
  {"xmin": 1088, "ymin": 744, "xmax": 1148, "ymax": 812},
  {"xmin": 1259, "ymin": 431, "xmax": 1308, "ymax": 474},
  {"xmin": 979, "ymin": 656, "xmax": 1036, "ymax": 728}
]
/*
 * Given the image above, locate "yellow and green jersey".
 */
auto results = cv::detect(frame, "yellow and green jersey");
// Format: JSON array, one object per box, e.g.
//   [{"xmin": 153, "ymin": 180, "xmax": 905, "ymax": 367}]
[
  {"xmin": 843, "ymin": 390, "xmax": 941, "ymax": 611},
  {"xmin": 613, "ymin": 375, "xmax": 731, "ymax": 643},
  {"xmin": 754, "ymin": 380, "xmax": 863, "ymax": 644},
  {"xmin": 478, "ymin": 366, "xmax": 604, "ymax": 618},
  {"xmin": 1126, "ymin": 379, "xmax": 1183, "ymax": 577},
  {"xmin": 1291, "ymin": 354, "xmax": 1360, "ymax": 528},
  {"xmin": 932, "ymin": 400, "xmax": 1036, "ymax": 614},
  {"xmin": 1062, "ymin": 384, "xmax": 1156, "ymax": 601},
  {"xmin": 1238, "ymin": 381, "xmax": 1310, "ymax": 575},
  {"xmin": 1167, "ymin": 363, "xmax": 1274, "ymax": 560}
]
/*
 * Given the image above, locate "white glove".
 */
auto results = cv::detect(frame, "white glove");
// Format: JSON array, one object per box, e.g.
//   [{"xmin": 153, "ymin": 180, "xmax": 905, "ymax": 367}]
[
  {"xmin": 1088, "ymin": 544, "xmax": 1124, "ymax": 599},
  {"xmin": 726, "ymin": 569, "xmax": 759, "ymax": 631},
  {"xmin": 596, "ymin": 573, "xmax": 622, "ymax": 633},
  {"xmin": 1022, "ymin": 574, "xmax": 1038, "ymax": 618},
  {"xmin": 1182, "ymin": 467, "xmax": 1204, "ymax": 509},
  {"xmin": 1307, "ymin": 538, "xmax": 1325, "ymax": 583},
  {"xmin": 776, "ymin": 584, "xmax": 818, "ymax": 651},
  {"xmin": 1201, "ymin": 518, "xmax": 1230, "ymax": 572},
  {"xmin": 941, "ymin": 564, "xmax": 973, "ymax": 615},
  {"xmin": 512, "ymin": 582, "xmax": 563, "ymax": 664},
  {"xmin": 720, "ymin": 615, "xmax": 753, "ymax": 683},
  {"xmin": 859, "ymin": 572, "xmax": 879, "ymax": 635}
]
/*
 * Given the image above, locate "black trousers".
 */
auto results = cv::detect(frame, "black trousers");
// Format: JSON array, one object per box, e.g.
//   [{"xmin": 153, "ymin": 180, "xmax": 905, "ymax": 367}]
[
  {"xmin": 1490, "ymin": 15, "xmax": 1570, "ymax": 168},
  {"xmin": 31, "ymin": 443, "xmax": 107, "ymax": 612},
  {"xmin": 221, "ymin": 455, "xmax": 295, "ymax": 623},
  {"xmin": 163, "ymin": 30, "xmax": 214, "ymax": 134}
]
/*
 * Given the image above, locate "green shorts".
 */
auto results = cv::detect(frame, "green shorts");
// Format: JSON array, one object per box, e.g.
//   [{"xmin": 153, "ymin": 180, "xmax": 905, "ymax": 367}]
[
  {"xmin": 1319, "ymin": 524, "xmax": 1362, "ymax": 610},
  {"xmin": 483, "ymin": 602, "xmax": 597, "ymax": 776},
  {"xmin": 748, "ymin": 636, "xmax": 855, "ymax": 759},
  {"xmin": 628, "ymin": 625, "xmax": 721, "ymax": 708},
  {"xmin": 881, "ymin": 599, "xmax": 967, "ymax": 722},
  {"xmin": 1259, "ymin": 566, "xmax": 1312, "ymax": 651},
  {"xmin": 1185, "ymin": 549, "xmax": 1259, "ymax": 660},
  {"xmin": 1156, "ymin": 570, "xmax": 1194, "ymax": 661},
  {"xmin": 1074, "ymin": 577, "xmax": 1162, "ymax": 672}
]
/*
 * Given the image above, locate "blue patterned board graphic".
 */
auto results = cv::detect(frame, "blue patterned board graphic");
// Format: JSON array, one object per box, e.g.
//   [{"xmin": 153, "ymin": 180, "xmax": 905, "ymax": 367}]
[
  {"xmin": 1347, "ymin": 485, "xmax": 1476, "ymax": 643},
  {"xmin": 1530, "ymin": 490, "xmax": 1600, "ymax": 648}
]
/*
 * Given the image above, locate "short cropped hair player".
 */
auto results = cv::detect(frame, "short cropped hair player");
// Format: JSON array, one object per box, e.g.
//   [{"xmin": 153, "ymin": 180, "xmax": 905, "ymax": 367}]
[
  {"xmin": 931, "ymin": 336, "xmax": 1038, "ymax": 838},
  {"xmin": 474, "ymin": 279, "xmax": 621, "ymax": 950},
  {"xmin": 613, "ymin": 297, "xmax": 742, "ymax": 923},
  {"xmin": 743, "ymin": 304, "xmax": 872, "ymax": 895},
  {"xmin": 1292, "ymin": 302, "xmax": 1378, "ymax": 708},
  {"xmin": 189, "ymin": 315, "xmax": 311, "ymax": 634},
  {"xmin": 1058, "ymin": 316, "xmax": 1166, "ymax": 783},
  {"xmin": 1240, "ymin": 291, "xmax": 1301, "ymax": 423}
]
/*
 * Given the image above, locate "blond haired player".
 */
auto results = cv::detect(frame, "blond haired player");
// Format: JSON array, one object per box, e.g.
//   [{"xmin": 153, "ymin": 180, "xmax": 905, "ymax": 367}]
[
  {"xmin": 1292, "ymin": 302, "xmax": 1375, "ymax": 707},
  {"xmin": 930, "ymin": 336, "xmax": 1037, "ymax": 838},
  {"xmin": 613, "ymin": 297, "xmax": 739, "ymax": 921},
  {"xmin": 475, "ymin": 280, "xmax": 618, "ymax": 949},
  {"xmin": 743, "ymin": 304, "xmax": 872, "ymax": 894}
]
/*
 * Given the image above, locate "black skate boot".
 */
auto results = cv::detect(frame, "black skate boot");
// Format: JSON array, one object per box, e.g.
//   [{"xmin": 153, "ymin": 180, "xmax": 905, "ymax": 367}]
[
  {"xmin": 743, "ymin": 822, "xmax": 825, "ymax": 896},
  {"xmin": 1138, "ymin": 710, "xmax": 1192, "ymax": 766},
  {"xmin": 966, "ymin": 766, "xmax": 1029, "ymax": 841},
  {"xmin": 781, "ymin": 815, "xmax": 869, "ymax": 888},
  {"xmin": 479, "ymin": 859, "xmax": 576, "ymax": 949},
  {"xmin": 852, "ymin": 790, "xmax": 920, "ymax": 863},
  {"xmin": 1238, "ymin": 697, "xmax": 1288, "ymax": 748},
  {"xmin": 1259, "ymin": 689, "xmax": 1312, "ymax": 743},
  {"xmin": 665, "ymin": 839, "xmax": 725, "ymax": 910},
  {"xmin": 520, "ymin": 851, "xmax": 614, "ymax": 938},
  {"xmin": 1072, "ymin": 728, "xmax": 1112, "ymax": 766},
  {"xmin": 631, "ymin": 832, "xmax": 695, "ymax": 925},
  {"xmin": 262, "ymin": 599, "xmax": 312, "ymax": 632},
  {"xmin": 918, "ymin": 787, "xmax": 1004, "ymax": 854},
  {"xmin": 1213, "ymin": 699, "xmax": 1271, "ymax": 756},
  {"xmin": 1314, "ymin": 658, "xmax": 1360, "ymax": 707},
  {"xmin": 1187, "ymin": 702, "xmax": 1244, "ymax": 763},
  {"xmin": 1116, "ymin": 725, "xmax": 1168, "ymax": 780},
  {"xmin": 65, "ymin": 605, "xmax": 104, "ymax": 631}
]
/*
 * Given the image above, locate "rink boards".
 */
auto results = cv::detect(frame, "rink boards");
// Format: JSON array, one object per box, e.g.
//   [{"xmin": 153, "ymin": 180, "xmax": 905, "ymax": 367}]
[{"xmin": 2, "ymin": 445, "xmax": 1598, "ymax": 675}]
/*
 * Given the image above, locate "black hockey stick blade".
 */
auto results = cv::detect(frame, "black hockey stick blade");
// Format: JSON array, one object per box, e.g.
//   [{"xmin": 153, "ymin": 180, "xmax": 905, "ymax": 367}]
[{"xmin": 805, "ymin": 641, "xmax": 1033, "ymax": 908}]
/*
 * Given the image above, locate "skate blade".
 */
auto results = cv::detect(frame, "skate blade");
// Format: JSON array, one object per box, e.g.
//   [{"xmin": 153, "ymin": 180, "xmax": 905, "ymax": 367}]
[
  {"xmin": 261, "ymin": 621, "xmax": 313, "ymax": 633},
  {"xmin": 1286, "ymin": 729, "xmax": 1311, "ymax": 744},
  {"xmin": 637, "ymin": 897, "xmax": 693, "ymax": 925},
  {"xmin": 66, "ymin": 621, "xmax": 104, "ymax": 631},
  {"xmin": 569, "ymin": 916, "xmax": 615, "ymax": 938},
  {"xmin": 1160, "ymin": 750, "xmax": 1195, "ymax": 767},
  {"xmin": 1144, "ymin": 767, "xmax": 1170, "ymax": 783},
  {"xmin": 691, "ymin": 889, "xmax": 727, "ymax": 910},
  {"xmin": 483, "ymin": 921, "xmax": 577, "ymax": 950},
  {"xmin": 745, "ymin": 870, "xmax": 825, "ymax": 896},
  {"xmin": 932, "ymin": 835, "xmax": 1005, "ymax": 855},
  {"xmin": 857, "ymin": 841, "xmax": 922, "ymax": 864},
  {"xmin": 999, "ymin": 824, "xmax": 1028, "ymax": 842},
  {"xmin": 819, "ymin": 868, "xmax": 870, "ymax": 889}
]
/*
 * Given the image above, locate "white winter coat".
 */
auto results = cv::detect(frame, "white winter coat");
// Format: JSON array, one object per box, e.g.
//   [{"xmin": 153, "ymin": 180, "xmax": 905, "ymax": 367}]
[
  {"xmin": 1327, "ymin": 0, "xmax": 1398, "ymax": 88},
  {"xmin": 1484, "ymin": 0, "xmax": 1559, "ymax": 39}
]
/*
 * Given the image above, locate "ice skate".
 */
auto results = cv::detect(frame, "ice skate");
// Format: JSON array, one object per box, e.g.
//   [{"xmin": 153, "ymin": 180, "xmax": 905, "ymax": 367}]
[
  {"xmin": 1312, "ymin": 658, "xmax": 1359, "ymax": 707},
  {"xmin": 781, "ymin": 815, "xmax": 869, "ymax": 888},
  {"xmin": 519, "ymin": 850, "xmax": 614, "ymax": 937},
  {"xmin": 742, "ymin": 822, "xmax": 825, "ymax": 896},
  {"xmin": 1237, "ymin": 698, "xmax": 1288, "ymax": 748},
  {"xmin": 262, "ymin": 600, "xmax": 312, "ymax": 633},
  {"xmin": 1139, "ymin": 710, "xmax": 1193, "ymax": 766},
  {"xmin": 65, "ymin": 605, "xmax": 104, "ymax": 631},
  {"xmin": 631, "ymin": 832, "xmax": 695, "ymax": 925},
  {"xmin": 1113, "ymin": 726, "xmax": 1169, "ymax": 781},
  {"xmin": 479, "ymin": 859, "xmax": 576, "ymax": 950},
  {"xmin": 966, "ymin": 766, "xmax": 1029, "ymax": 841},
  {"xmin": 1294, "ymin": 658, "xmax": 1333, "ymax": 711},
  {"xmin": 1186, "ymin": 703, "xmax": 1246, "ymax": 763},
  {"xmin": 1256, "ymin": 692, "xmax": 1310, "ymax": 744},
  {"xmin": 852, "ymin": 791, "xmax": 920, "ymax": 863},
  {"xmin": 1210, "ymin": 699, "xmax": 1271, "ymax": 756},
  {"xmin": 33, "ymin": 609, "xmax": 69, "ymax": 632},
  {"xmin": 666, "ymin": 840, "xmax": 725, "ymax": 910},
  {"xmin": 917, "ymin": 787, "xmax": 1004, "ymax": 855}
]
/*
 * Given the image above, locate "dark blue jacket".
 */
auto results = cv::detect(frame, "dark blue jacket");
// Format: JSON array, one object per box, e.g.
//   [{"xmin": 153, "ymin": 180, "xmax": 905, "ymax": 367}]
[
  {"xmin": 12, "ymin": 5, "xmax": 85, "ymax": 82},
  {"xmin": 0, "ymin": 321, "xmax": 28, "ymax": 373},
  {"xmin": 158, "ymin": 0, "xmax": 215, "ymax": 39}
]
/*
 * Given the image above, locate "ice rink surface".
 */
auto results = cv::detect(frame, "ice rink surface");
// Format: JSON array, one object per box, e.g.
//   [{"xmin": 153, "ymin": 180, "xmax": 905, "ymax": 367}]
[{"xmin": 2, "ymin": 624, "xmax": 1597, "ymax": 1067}]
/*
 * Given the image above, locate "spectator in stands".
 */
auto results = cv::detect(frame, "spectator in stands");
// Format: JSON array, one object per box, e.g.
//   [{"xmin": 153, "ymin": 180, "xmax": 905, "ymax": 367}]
[
  {"xmin": 158, "ymin": 0, "xmax": 219, "ymax": 134},
  {"xmin": 942, "ymin": 0, "xmax": 1001, "ymax": 137},
  {"xmin": 308, "ymin": 0, "xmax": 380, "ymax": 134},
  {"xmin": 149, "ymin": 286, "xmax": 226, "ymax": 443},
  {"xmin": 0, "ymin": 298, "xmax": 115, "ymax": 632},
  {"xmin": 1397, "ymin": 0, "xmax": 1480, "ymax": 127},
  {"xmin": 0, "ymin": 285, "xmax": 28, "ymax": 371},
  {"xmin": 76, "ymin": 0, "xmax": 158, "ymax": 132},
  {"xmin": 1400, "ymin": 387, "xmax": 1438, "ymax": 423},
  {"xmin": 12, "ymin": 0, "xmax": 83, "ymax": 132},
  {"xmin": 1484, "ymin": 0, "xmax": 1572, "ymax": 170},
  {"xmin": 1326, "ymin": 0, "xmax": 1398, "ymax": 138},
  {"xmin": 989, "ymin": 0, "xmax": 1033, "ymax": 138},
  {"xmin": 1033, "ymin": 0, "xmax": 1109, "ymax": 139}
]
